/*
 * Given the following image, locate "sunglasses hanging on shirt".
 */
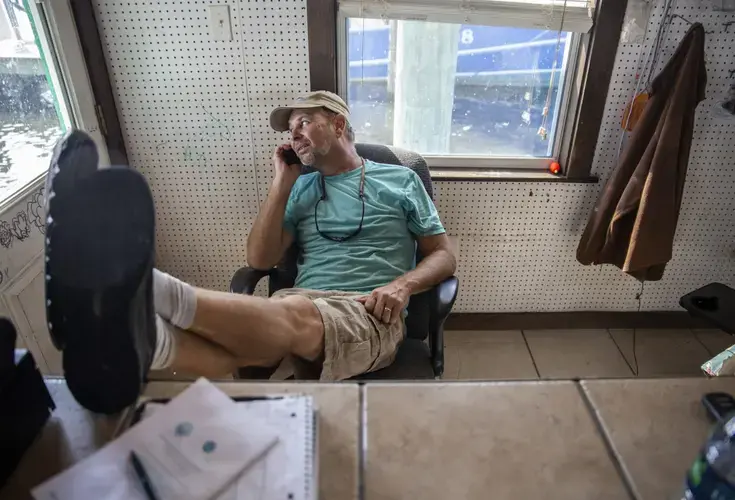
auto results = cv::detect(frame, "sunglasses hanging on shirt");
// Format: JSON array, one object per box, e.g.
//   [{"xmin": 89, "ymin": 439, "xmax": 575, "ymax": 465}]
[{"xmin": 314, "ymin": 159, "xmax": 366, "ymax": 242}]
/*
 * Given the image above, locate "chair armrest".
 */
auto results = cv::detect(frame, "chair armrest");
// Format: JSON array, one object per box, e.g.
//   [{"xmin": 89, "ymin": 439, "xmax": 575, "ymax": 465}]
[
  {"xmin": 428, "ymin": 276, "xmax": 459, "ymax": 377},
  {"xmin": 229, "ymin": 267, "xmax": 272, "ymax": 295},
  {"xmin": 432, "ymin": 276, "xmax": 459, "ymax": 323}
]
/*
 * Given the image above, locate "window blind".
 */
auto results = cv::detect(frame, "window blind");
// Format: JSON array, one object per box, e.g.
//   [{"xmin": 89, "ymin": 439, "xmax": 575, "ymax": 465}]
[{"xmin": 338, "ymin": 0, "xmax": 594, "ymax": 32}]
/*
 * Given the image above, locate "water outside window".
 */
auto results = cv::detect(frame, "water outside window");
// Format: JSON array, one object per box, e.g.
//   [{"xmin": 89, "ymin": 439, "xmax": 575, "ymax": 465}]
[
  {"xmin": 1, "ymin": 0, "xmax": 68, "ymax": 204},
  {"xmin": 346, "ymin": 18, "xmax": 573, "ymax": 158}
]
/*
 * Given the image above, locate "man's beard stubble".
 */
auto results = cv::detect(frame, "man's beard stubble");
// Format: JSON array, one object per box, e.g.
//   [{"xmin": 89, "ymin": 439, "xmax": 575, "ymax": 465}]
[
  {"xmin": 298, "ymin": 150, "xmax": 316, "ymax": 166},
  {"xmin": 297, "ymin": 143, "xmax": 330, "ymax": 167}
]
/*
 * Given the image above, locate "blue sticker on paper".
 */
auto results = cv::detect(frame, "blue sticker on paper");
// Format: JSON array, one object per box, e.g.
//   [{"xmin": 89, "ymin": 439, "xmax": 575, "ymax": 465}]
[{"xmin": 175, "ymin": 422, "xmax": 193, "ymax": 437}]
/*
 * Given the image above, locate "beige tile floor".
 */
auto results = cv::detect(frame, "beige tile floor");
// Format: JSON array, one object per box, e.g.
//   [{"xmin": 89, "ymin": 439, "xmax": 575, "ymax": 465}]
[{"xmin": 443, "ymin": 329, "xmax": 734, "ymax": 380}]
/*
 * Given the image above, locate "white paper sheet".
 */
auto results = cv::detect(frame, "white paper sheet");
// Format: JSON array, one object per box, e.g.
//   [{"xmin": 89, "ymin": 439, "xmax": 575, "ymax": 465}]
[
  {"xmin": 33, "ymin": 378, "xmax": 279, "ymax": 500},
  {"xmin": 143, "ymin": 396, "xmax": 317, "ymax": 500}
]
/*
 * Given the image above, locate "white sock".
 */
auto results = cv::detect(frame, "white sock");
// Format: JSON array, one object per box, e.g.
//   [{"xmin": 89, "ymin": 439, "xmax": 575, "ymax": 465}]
[
  {"xmin": 153, "ymin": 269, "xmax": 197, "ymax": 329},
  {"xmin": 151, "ymin": 315, "xmax": 178, "ymax": 370}
]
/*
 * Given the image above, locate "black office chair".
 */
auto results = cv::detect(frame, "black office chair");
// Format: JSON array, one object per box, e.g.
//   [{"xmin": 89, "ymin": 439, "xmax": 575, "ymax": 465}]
[{"xmin": 230, "ymin": 143, "xmax": 458, "ymax": 380}]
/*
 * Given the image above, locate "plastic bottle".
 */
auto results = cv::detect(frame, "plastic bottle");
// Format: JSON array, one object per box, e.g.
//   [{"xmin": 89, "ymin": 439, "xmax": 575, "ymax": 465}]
[{"xmin": 682, "ymin": 414, "xmax": 735, "ymax": 499}]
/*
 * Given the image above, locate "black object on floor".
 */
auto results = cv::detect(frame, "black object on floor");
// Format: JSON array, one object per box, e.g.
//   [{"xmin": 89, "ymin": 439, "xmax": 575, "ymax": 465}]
[
  {"xmin": 45, "ymin": 130, "xmax": 157, "ymax": 414},
  {"xmin": 680, "ymin": 283, "xmax": 735, "ymax": 335},
  {"xmin": 0, "ymin": 318, "xmax": 56, "ymax": 489},
  {"xmin": 702, "ymin": 392, "xmax": 735, "ymax": 422}
]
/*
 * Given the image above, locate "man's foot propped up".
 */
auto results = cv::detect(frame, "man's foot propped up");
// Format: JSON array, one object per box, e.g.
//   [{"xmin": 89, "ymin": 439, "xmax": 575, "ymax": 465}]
[{"xmin": 45, "ymin": 130, "xmax": 158, "ymax": 414}]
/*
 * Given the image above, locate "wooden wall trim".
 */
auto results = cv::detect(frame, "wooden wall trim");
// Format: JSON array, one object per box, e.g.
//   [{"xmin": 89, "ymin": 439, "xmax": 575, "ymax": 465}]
[
  {"xmin": 564, "ymin": 0, "xmax": 629, "ymax": 178},
  {"xmin": 69, "ymin": 0, "xmax": 128, "ymax": 165},
  {"xmin": 306, "ymin": 0, "xmax": 338, "ymax": 93},
  {"xmin": 445, "ymin": 312, "xmax": 713, "ymax": 331}
]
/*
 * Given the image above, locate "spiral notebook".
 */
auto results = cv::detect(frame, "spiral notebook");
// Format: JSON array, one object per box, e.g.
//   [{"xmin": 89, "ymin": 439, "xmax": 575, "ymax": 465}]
[
  {"xmin": 136, "ymin": 393, "xmax": 319, "ymax": 500},
  {"xmin": 33, "ymin": 379, "xmax": 282, "ymax": 500}
]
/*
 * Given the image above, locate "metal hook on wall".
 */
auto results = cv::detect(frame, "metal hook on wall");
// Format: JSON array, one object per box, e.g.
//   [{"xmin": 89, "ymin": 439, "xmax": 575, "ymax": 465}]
[
  {"xmin": 669, "ymin": 14, "xmax": 716, "ymax": 34},
  {"xmin": 723, "ymin": 21, "xmax": 735, "ymax": 32}
]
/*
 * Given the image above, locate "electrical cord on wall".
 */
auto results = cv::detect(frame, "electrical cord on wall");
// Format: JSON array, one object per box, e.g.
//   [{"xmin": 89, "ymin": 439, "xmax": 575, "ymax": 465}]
[
  {"xmin": 645, "ymin": 0, "xmax": 678, "ymax": 87},
  {"xmin": 614, "ymin": 0, "xmax": 676, "ymax": 376},
  {"xmin": 631, "ymin": 280, "xmax": 646, "ymax": 376}
]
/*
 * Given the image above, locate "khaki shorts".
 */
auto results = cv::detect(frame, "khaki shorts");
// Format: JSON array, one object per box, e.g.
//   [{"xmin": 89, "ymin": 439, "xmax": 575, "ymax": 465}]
[{"xmin": 272, "ymin": 288, "xmax": 405, "ymax": 381}]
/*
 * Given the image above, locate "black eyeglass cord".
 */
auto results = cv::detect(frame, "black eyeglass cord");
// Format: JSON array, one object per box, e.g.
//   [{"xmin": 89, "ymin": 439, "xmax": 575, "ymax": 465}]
[{"xmin": 314, "ymin": 159, "xmax": 366, "ymax": 243}]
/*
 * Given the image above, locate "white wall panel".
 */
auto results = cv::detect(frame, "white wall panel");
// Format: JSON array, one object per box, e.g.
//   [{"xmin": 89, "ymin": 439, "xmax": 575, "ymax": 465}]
[
  {"xmin": 93, "ymin": 0, "xmax": 735, "ymax": 311},
  {"xmin": 0, "ymin": 184, "xmax": 51, "ymax": 372},
  {"xmin": 0, "ymin": 184, "xmax": 45, "ymax": 289},
  {"xmin": 17, "ymin": 269, "xmax": 61, "ymax": 374}
]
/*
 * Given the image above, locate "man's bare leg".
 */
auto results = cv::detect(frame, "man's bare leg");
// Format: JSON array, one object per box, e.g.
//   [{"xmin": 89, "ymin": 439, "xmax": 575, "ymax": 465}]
[
  {"xmin": 153, "ymin": 270, "xmax": 324, "ymax": 373},
  {"xmin": 165, "ymin": 325, "xmax": 240, "ymax": 377},
  {"xmin": 151, "ymin": 316, "xmax": 290, "ymax": 379},
  {"xmin": 153, "ymin": 308, "xmax": 314, "ymax": 378},
  {"xmin": 191, "ymin": 289, "xmax": 324, "ymax": 365}
]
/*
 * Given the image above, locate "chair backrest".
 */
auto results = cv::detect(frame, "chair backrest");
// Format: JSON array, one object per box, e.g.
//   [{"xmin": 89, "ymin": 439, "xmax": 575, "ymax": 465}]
[{"xmin": 270, "ymin": 143, "xmax": 433, "ymax": 340}]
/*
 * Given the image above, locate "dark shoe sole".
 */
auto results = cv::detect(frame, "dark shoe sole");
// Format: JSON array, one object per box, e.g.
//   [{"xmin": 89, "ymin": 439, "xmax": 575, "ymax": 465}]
[
  {"xmin": 44, "ymin": 129, "xmax": 100, "ymax": 350},
  {"xmin": 45, "ymin": 167, "xmax": 156, "ymax": 414}
]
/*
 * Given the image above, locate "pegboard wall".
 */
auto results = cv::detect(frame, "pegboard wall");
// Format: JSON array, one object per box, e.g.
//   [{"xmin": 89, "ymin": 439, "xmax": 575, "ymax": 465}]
[
  {"xmin": 93, "ymin": 0, "xmax": 308, "ymax": 290},
  {"xmin": 93, "ymin": 0, "xmax": 735, "ymax": 311}
]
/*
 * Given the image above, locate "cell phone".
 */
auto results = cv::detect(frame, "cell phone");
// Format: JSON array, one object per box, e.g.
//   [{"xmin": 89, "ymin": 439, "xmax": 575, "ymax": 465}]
[{"xmin": 282, "ymin": 147, "xmax": 302, "ymax": 166}]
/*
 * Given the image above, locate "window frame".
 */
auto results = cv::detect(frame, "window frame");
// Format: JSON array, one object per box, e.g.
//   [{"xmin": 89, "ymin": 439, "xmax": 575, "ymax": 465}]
[
  {"xmin": 0, "ymin": 0, "xmax": 108, "ymax": 210},
  {"xmin": 336, "ymin": 14, "xmax": 582, "ymax": 170},
  {"xmin": 29, "ymin": 0, "xmax": 107, "ymax": 159},
  {"xmin": 561, "ymin": 0, "xmax": 628, "ymax": 179},
  {"xmin": 67, "ymin": 0, "xmax": 128, "ymax": 166},
  {"xmin": 307, "ymin": 0, "xmax": 629, "ymax": 180}
]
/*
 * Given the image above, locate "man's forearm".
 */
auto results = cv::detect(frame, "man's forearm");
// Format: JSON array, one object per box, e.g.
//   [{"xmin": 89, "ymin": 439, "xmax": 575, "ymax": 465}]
[
  {"xmin": 358, "ymin": 236, "xmax": 456, "ymax": 324},
  {"xmin": 394, "ymin": 248, "xmax": 456, "ymax": 295},
  {"xmin": 246, "ymin": 180, "xmax": 292, "ymax": 269}
]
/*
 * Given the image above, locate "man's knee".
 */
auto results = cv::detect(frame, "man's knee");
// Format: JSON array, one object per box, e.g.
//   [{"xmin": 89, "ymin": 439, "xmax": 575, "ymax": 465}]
[{"xmin": 276, "ymin": 295, "xmax": 324, "ymax": 360}]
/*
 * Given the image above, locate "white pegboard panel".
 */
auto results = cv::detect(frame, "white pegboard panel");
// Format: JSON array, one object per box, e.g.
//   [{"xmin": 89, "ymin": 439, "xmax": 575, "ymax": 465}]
[
  {"xmin": 238, "ymin": 0, "xmax": 311, "ymax": 203},
  {"xmin": 93, "ymin": 0, "xmax": 309, "ymax": 291},
  {"xmin": 435, "ymin": 181, "xmax": 642, "ymax": 312}
]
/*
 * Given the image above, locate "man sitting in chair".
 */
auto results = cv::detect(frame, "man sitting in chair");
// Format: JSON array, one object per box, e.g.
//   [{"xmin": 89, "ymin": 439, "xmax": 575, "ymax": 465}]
[{"xmin": 45, "ymin": 91, "xmax": 455, "ymax": 414}]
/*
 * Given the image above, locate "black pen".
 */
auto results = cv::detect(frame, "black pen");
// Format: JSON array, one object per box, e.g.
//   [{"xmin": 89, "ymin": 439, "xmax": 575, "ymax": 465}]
[{"xmin": 129, "ymin": 450, "xmax": 161, "ymax": 500}]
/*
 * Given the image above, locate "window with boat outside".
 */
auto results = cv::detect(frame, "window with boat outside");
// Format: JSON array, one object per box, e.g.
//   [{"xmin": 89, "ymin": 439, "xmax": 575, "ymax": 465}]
[{"xmin": 343, "ymin": 17, "xmax": 577, "ymax": 168}]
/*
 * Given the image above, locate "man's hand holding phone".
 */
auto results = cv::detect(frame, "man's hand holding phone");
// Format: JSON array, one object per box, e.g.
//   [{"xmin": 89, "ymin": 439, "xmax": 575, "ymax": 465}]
[{"xmin": 273, "ymin": 144, "xmax": 302, "ymax": 188}]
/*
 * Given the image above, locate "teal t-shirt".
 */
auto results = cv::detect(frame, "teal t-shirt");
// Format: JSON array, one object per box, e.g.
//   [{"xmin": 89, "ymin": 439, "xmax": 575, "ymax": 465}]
[{"xmin": 283, "ymin": 160, "xmax": 445, "ymax": 293}]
